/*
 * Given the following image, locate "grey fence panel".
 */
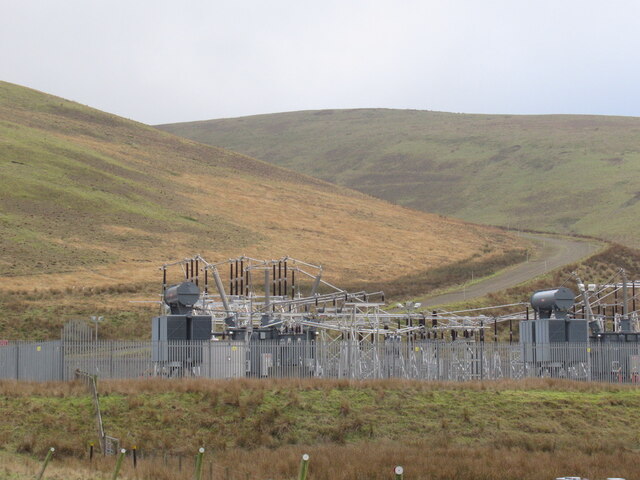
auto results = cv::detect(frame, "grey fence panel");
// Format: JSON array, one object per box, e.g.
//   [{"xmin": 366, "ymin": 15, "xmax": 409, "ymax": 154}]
[
  {"xmin": 2, "ymin": 339, "xmax": 640, "ymax": 384},
  {"xmin": 0, "ymin": 343, "xmax": 18, "ymax": 380},
  {"xmin": 22, "ymin": 341, "xmax": 63, "ymax": 381},
  {"xmin": 0, "ymin": 341, "xmax": 63, "ymax": 381},
  {"xmin": 246, "ymin": 339, "xmax": 318, "ymax": 379},
  {"xmin": 201, "ymin": 341, "xmax": 246, "ymax": 379}
]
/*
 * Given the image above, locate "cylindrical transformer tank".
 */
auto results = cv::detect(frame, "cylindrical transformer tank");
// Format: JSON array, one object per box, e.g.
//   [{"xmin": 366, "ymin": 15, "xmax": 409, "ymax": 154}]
[
  {"xmin": 530, "ymin": 287, "xmax": 575, "ymax": 316},
  {"xmin": 164, "ymin": 282, "xmax": 200, "ymax": 313}
]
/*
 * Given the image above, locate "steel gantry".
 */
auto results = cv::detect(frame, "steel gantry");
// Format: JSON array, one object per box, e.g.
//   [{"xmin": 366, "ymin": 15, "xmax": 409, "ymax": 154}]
[{"xmin": 155, "ymin": 256, "xmax": 640, "ymax": 344}]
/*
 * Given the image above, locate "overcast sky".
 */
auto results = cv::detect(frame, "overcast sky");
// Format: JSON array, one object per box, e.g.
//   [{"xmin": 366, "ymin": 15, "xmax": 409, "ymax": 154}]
[{"xmin": 2, "ymin": 0, "xmax": 640, "ymax": 124}]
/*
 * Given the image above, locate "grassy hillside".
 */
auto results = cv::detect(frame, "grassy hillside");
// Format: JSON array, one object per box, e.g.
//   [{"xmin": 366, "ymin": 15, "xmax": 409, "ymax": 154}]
[
  {"xmin": 0, "ymin": 82, "xmax": 524, "ymax": 339},
  {"xmin": 1, "ymin": 378, "xmax": 639, "ymax": 479},
  {"xmin": 159, "ymin": 109, "xmax": 640, "ymax": 246}
]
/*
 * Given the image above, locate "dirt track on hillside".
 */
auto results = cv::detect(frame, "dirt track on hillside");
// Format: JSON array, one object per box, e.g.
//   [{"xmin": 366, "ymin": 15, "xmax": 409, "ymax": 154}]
[{"xmin": 423, "ymin": 233, "xmax": 602, "ymax": 307}]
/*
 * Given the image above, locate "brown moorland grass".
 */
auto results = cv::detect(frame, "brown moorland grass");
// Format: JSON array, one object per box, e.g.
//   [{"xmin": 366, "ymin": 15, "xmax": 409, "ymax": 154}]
[
  {"xmin": 3, "ymin": 443, "xmax": 637, "ymax": 480},
  {"xmin": 0, "ymin": 81, "xmax": 526, "ymax": 339},
  {"xmin": 0, "ymin": 81, "xmax": 520, "ymax": 286},
  {"xmin": 0, "ymin": 378, "xmax": 638, "ymax": 479}
]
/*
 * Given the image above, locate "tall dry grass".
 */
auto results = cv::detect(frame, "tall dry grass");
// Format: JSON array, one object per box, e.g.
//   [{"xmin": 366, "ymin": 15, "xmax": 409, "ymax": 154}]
[
  {"xmin": 2, "ymin": 442, "xmax": 635, "ymax": 480},
  {"xmin": 97, "ymin": 376, "xmax": 640, "ymax": 395},
  {"xmin": 0, "ymin": 379, "xmax": 88, "ymax": 397}
]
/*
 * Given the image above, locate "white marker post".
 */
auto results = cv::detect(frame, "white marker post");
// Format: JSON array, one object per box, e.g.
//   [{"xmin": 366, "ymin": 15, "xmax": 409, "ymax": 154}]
[
  {"xmin": 298, "ymin": 453, "xmax": 310, "ymax": 480},
  {"xmin": 395, "ymin": 466, "xmax": 404, "ymax": 480},
  {"xmin": 111, "ymin": 448, "xmax": 126, "ymax": 480},
  {"xmin": 36, "ymin": 447, "xmax": 55, "ymax": 480}
]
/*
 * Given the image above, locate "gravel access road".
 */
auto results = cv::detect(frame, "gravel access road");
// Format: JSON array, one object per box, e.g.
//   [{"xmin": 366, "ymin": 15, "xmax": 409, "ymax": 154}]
[{"xmin": 422, "ymin": 233, "xmax": 602, "ymax": 307}]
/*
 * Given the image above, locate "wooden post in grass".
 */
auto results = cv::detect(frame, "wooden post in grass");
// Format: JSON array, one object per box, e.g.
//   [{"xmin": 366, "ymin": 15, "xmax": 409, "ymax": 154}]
[
  {"xmin": 298, "ymin": 453, "xmax": 310, "ymax": 480},
  {"xmin": 193, "ymin": 447, "xmax": 205, "ymax": 480},
  {"xmin": 36, "ymin": 447, "xmax": 55, "ymax": 480},
  {"xmin": 394, "ymin": 466, "xmax": 404, "ymax": 480},
  {"xmin": 111, "ymin": 448, "xmax": 126, "ymax": 480}
]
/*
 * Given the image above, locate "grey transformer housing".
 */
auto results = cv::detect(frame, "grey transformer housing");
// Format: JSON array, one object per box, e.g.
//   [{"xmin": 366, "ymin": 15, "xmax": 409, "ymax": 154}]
[
  {"xmin": 152, "ymin": 282, "xmax": 212, "ymax": 364},
  {"xmin": 163, "ymin": 281, "xmax": 201, "ymax": 315},
  {"xmin": 530, "ymin": 287, "xmax": 575, "ymax": 320},
  {"xmin": 521, "ymin": 288, "xmax": 588, "ymax": 345}
]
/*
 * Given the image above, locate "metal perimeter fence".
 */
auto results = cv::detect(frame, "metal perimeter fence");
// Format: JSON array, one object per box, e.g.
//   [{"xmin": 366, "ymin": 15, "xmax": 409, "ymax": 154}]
[{"xmin": 0, "ymin": 339, "xmax": 639, "ymax": 384}]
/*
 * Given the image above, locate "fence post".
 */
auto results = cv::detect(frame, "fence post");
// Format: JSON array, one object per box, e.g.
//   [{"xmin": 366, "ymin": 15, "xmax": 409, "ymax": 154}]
[
  {"xmin": 193, "ymin": 447, "xmax": 205, "ymax": 480},
  {"xmin": 35, "ymin": 447, "xmax": 55, "ymax": 480},
  {"xmin": 298, "ymin": 453, "xmax": 310, "ymax": 480},
  {"xmin": 111, "ymin": 448, "xmax": 126, "ymax": 480},
  {"xmin": 109, "ymin": 341, "xmax": 114, "ymax": 378}
]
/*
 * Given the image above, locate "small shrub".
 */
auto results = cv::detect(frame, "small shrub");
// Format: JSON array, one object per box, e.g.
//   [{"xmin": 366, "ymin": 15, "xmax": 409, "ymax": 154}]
[{"xmin": 339, "ymin": 398, "xmax": 351, "ymax": 416}]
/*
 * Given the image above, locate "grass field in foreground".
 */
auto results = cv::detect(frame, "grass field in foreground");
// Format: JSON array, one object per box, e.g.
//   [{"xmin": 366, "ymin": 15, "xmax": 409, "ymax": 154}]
[
  {"xmin": 2, "ymin": 443, "xmax": 636, "ymax": 480},
  {"xmin": 0, "ymin": 378, "xmax": 638, "ymax": 479}
]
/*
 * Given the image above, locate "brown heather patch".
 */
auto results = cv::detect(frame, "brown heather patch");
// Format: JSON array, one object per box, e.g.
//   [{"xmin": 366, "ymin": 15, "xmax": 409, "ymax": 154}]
[
  {"xmin": 180, "ymin": 173, "xmax": 521, "ymax": 286},
  {"xmin": 0, "ymin": 379, "xmax": 88, "ymax": 398},
  {"xmin": 3, "ymin": 444, "xmax": 639, "ymax": 480}
]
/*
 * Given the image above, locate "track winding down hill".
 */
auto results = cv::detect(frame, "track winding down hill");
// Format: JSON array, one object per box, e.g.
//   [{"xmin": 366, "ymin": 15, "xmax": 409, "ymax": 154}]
[{"xmin": 423, "ymin": 233, "xmax": 602, "ymax": 307}]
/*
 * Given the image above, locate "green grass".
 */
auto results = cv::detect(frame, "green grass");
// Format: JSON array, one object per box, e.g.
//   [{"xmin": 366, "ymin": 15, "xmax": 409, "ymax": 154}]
[
  {"xmin": 159, "ymin": 109, "xmax": 640, "ymax": 246},
  {"xmin": 2, "ymin": 378, "xmax": 640, "ymax": 456},
  {"xmin": 1, "ymin": 378, "xmax": 640, "ymax": 480},
  {"xmin": 0, "ymin": 379, "xmax": 640, "ymax": 479},
  {"xmin": 0, "ymin": 281, "xmax": 159, "ymax": 339},
  {"xmin": 0, "ymin": 81, "xmax": 264, "ymax": 275}
]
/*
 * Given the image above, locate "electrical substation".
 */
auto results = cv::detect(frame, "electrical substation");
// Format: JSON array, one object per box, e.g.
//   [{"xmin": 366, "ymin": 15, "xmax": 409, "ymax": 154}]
[
  {"xmin": 147, "ymin": 254, "xmax": 640, "ymax": 382},
  {"xmin": 3, "ymin": 253, "xmax": 640, "ymax": 382}
]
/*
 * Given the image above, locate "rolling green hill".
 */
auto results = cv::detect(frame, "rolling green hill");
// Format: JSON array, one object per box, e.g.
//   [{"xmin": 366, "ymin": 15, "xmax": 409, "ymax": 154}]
[
  {"xmin": 0, "ymin": 82, "xmax": 525, "ymax": 338},
  {"xmin": 158, "ymin": 109, "xmax": 640, "ymax": 246}
]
